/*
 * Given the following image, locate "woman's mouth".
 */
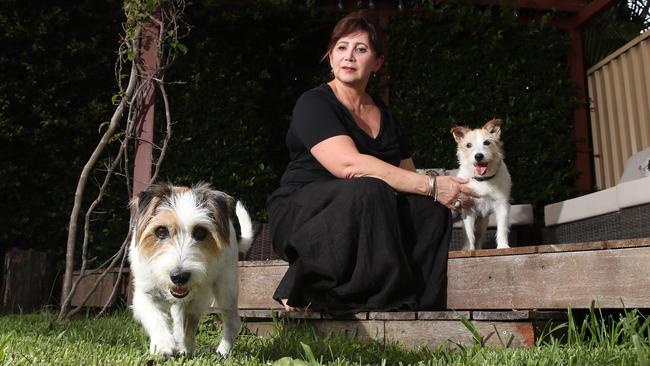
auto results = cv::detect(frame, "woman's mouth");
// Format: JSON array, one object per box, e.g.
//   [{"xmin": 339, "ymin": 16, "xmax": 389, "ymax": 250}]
[{"xmin": 341, "ymin": 66, "xmax": 356, "ymax": 72}]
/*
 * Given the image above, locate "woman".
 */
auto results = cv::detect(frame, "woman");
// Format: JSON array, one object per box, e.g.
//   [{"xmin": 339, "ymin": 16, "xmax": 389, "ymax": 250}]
[{"xmin": 268, "ymin": 10, "xmax": 475, "ymax": 314}]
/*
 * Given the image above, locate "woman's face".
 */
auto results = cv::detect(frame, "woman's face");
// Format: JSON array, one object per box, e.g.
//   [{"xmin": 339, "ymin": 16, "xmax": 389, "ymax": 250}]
[{"xmin": 328, "ymin": 31, "xmax": 383, "ymax": 87}]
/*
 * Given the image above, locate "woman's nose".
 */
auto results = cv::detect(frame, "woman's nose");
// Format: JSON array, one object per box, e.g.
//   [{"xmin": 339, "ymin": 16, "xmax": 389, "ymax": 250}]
[{"xmin": 345, "ymin": 49, "xmax": 355, "ymax": 61}]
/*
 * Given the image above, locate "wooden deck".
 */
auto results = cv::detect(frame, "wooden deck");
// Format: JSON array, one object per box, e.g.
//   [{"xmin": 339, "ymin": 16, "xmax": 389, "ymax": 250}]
[
  {"xmin": 70, "ymin": 238, "xmax": 650, "ymax": 348},
  {"xmin": 229, "ymin": 238, "xmax": 650, "ymax": 348},
  {"xmin": 238, "ymin": 237, "xmax": 650, "ymax": 310}
]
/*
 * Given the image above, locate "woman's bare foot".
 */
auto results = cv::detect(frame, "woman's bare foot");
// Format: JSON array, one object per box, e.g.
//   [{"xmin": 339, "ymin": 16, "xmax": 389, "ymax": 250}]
[{"xmin": 281, "ymin": 298, "xmax": 311, "ymax": 312}]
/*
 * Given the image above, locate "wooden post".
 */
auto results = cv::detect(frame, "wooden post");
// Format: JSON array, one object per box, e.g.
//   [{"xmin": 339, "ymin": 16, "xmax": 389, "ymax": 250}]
[
  {"xmin": 568, "ymin": 26, "xmax": 594, "ymax": 193},
  {"xmin": 374, "ymin": 1, "xmax": 396, "ymax": 105},
  {"xmin": 549, "ymin": 2, "xmax": 615, "ymax": 194},
  {"xmin": 566, "ymin": 0, "xmax": 616, "ymax": 192},
  {"xmin": 132, "ymin": 16, "xmax": 159, "ymax": 203}
]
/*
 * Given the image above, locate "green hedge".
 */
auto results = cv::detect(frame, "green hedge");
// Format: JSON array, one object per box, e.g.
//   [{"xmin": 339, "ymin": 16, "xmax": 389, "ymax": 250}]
[
  {"xmin": 1, "ymin": 0, "xmax": 619, "ymax": 259},
  {"xmin": 388, "ymin": 2, "xmax": 579, "ymax": 215},
  {"xmin": 161, "ymin": 1, "xmax": 337, "ymax": 221},
  {"xmin": 164, "ymin": 1, "xmax": 580, "ymax": 223},
  {"xmin": 0, "ymin": 0, "xmax": 124, "ymax": 255}
]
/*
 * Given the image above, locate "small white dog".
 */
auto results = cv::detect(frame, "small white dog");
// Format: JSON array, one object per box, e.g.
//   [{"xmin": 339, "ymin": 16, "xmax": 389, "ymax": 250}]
[
  {"xmin": 451, "ymin": 119, "xmax": 511, "ymax": 250},
  {"xmin": 128, "ymin": 182, "xmax": 253, "ymax": 357}
]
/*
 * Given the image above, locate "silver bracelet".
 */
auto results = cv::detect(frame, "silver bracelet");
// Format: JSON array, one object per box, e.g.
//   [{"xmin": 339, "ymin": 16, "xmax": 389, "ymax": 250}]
[
  {"xmin": 428, "ymin": 175, "xmax": 437, "ymax": 201},
  {"xmin": 433, "ymin": 175, "xmax": 438, "ymax": 202}
]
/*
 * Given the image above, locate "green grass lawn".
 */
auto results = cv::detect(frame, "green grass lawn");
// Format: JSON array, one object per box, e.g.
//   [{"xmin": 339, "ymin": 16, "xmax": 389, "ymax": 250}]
[{"xmin": 1, "ymin": 307, "xmax": 649, "ymax": 365}]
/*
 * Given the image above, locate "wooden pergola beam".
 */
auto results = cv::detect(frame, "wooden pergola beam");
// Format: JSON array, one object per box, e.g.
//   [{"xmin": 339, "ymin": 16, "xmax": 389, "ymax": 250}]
[
  {"xmin": 477, "ymin": 0, "xmax": 588, "ymax": 12},
  {"xmin": 574, "ymin": 0, "xmax": 617, "ymax": 27},
  {"xmin": 330, "ymin": 0, "xmax": 589, "ymax": 13}
]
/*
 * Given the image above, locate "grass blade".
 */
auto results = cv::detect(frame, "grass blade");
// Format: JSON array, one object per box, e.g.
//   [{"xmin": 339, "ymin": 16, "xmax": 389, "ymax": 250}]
[
  {"xmin": 300, "ymin": 342, "xmax": 318, "ymax": 366},
  {"xmin": 459, "ymin": 314, "xmax": 482, "ymax": 346}
]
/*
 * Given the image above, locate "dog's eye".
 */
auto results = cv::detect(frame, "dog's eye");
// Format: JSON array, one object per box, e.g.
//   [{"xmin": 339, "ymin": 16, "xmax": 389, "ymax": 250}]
[
  {"xmin": 483, "ymin": 140, "xmax": 491, "ymax": 146},
  {"xmin": 155, "ymin": 226, "xmax": 169, "ymax": 240},
  {"xmin": 192, "ymin": 227, "xmax": 207, "ymax": 241},
  {"xmin": 465, "ymin": 143, "xmax": 472, "ymax": 148}
]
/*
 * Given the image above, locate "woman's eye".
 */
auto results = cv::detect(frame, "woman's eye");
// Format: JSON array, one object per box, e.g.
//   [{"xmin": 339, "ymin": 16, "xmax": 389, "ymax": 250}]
[
  {"xmin": 192, "ymin": 227, "xmax": 207, "ymax": 241},
  {"xmin": 337, "ymin": 45, "xmax": 347, "ymax": 51},
  {"xmin": 155, "ymin": 226, "xmax": 169, "ymax": 239},
  {"xmin": 355, "ymin": 47, "xmax": 368, "ymax": 54},
  {"xmin": 483, "ymin": 140, "xmax": 491, "ymax": 146},
  {"xmin": 465, "ymin": 143, "xmax": 473, "ymax": 149}
]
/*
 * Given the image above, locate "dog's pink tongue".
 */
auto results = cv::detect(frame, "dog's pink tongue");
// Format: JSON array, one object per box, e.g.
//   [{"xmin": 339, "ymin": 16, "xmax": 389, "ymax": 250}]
[{"xmin": 475, "ymin": 165, "xmax": 488, "ymax": 176}]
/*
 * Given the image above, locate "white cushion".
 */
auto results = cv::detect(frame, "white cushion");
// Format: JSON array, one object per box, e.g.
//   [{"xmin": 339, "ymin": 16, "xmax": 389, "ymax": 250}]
[
  {"xmin": 453, "ymin": 203, "xmax": 533, "ymax": 228},
  {"xmin": 620, "ymin": 146, "xmax": 650, "ymax": 183},
  {"xmin": 544, "ymin": 187, "xmax": 619, "ymax": 226},
  {"xmin": 617, "ymin": 176, "xmax": 650, "ymax": 208}
]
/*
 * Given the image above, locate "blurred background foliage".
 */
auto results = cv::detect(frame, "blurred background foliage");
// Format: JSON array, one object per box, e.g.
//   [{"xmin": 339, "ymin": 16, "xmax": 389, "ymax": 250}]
[
  {"xmin": 0, "ymin": 0, "xmax": 645, "ymax": 265},
  {"xmin": 583, "ymin": 1, "xmax": 648, "ymax": 67},
  {"xmin": 389, "ymin": 2, "xmax": 579, "ymax": 218}
]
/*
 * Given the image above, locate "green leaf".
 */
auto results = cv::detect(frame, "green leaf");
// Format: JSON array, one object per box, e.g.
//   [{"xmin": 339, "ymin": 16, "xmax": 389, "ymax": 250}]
[
  {"xmin": 176, "ymin": 42, "xmax": 188, "ymax": 55},
  {"xmin": 300, "ymin": 342, "xmax": 319, "ymax": 365},
  {"xmin": 273, "ymin": 357, "xmax": 308, "ymax": 366},
  {"xmin": 98, "ymin": 121, "xmax": 109, "ymax": 134},
  {"xmin": 459, "ymin": 314, "xmax": 483, "ymax": 346}
]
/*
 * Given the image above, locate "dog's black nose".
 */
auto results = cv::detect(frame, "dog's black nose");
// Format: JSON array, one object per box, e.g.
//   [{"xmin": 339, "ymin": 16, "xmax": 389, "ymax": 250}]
[
  {"xmin": 170, "ymin": 271, "xmax": 191, "ymax": 285},
  {"xmin": 474, "ymin": 153, "xmax": 484, "ymax": 162}
]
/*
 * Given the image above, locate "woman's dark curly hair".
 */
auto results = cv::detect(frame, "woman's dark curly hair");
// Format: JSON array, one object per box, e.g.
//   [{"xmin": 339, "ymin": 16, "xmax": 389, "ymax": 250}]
[{"xmin": 321, "ymin": 10, "xmax": 387, "ymax": 63}]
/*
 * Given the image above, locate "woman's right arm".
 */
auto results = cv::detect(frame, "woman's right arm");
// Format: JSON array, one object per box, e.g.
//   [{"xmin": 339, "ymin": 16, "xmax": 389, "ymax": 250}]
[{"xmin": 311, "ymin": 135, "xmax": 475, "ymax": 210}]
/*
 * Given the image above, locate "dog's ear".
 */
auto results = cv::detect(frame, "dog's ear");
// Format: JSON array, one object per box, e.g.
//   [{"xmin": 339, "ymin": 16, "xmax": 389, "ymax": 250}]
[
  {"xmin": 482, "ymin": 119, "xmax": 502, "ymax": 139},
  {"xmin": 195, "ymin": 184, "xmax": 231, "ymax": 247},
  {"xmin": 130, "ymin": 183, "xmax": 172, "ymax": 242},
  {"xmin": 133, "ymin": 183, "xmax": 171, "ymax": 219},
  {"xmin": 451, "ymin": 126, "xmax": 470, "ymax": 144}
]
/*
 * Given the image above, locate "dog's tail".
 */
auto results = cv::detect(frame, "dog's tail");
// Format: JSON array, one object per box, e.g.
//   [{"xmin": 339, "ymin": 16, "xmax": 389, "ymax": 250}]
[{"xmin": 235, "ymin": 201, "xmax": 254, "ymax": 254}]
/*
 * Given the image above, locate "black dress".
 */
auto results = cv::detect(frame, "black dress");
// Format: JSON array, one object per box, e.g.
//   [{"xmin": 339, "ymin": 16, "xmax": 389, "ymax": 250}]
[{"xmin": 268, "ymin": 84, "xmax": 451, "ymax": 314}]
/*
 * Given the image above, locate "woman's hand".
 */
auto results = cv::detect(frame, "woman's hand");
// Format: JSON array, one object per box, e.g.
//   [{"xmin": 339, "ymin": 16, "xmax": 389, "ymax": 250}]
[{"xmin": 435, "ymin": 176, "xmax": 477, "ymax": 210}]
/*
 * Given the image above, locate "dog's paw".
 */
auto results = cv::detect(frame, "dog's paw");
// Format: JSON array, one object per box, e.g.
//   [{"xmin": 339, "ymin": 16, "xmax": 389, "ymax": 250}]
[
  {"xmin": 461, "ymin": 242, "xmax": 476, "ymax": 251},
  {"xmin": 152, "ymin": 348, "xmax": 176, "ymax": 358},
  {"xmin": 216, "ymin": 340, "xmax": 232, "ymax": 357},
  {"xmin": 175, "ymin": 345, "xmax": 197, "ymax": 357},
  {"xmin": 150, "ymin": 340, "xmax": 177, "ymax": 358}
]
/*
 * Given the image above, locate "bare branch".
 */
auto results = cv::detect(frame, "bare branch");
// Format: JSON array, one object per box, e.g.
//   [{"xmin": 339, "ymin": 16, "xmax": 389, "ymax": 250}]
[
  {"xmin": 66, "ymin": 234, "xmax": 130, "ymax": 319},
  {"xmin": 150, "ymin": 79, "xmax": 173, "ymax": 184},
  {"xmin": 60, "ymin": 0, "xmax": 187, "ymax": 320},
  {"xmin": 61, "ymin": 134, "xmax": 131, "ymax": 314},
  {"xmin": 95, "ymin": 234, "xmax": 131, "ymax": 319},
  {"xmin": 59, "ymin": 52, "xmax": 140, "ymax": 320}
]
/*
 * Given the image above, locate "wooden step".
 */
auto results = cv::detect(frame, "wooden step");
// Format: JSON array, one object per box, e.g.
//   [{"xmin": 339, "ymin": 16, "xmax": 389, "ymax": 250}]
[
  {"xmin": 71, "ymin": 238, "xmax": 650, "ymax": 310},
  {"xmin": 209, "ymin": 308, "xmax": 566, "ymax": 349},
  {"xmin": 69, "ymin": 239, "xmax": 650, "ymax": 348},
  {"xmin": 229, "ymin": 238, "xmax": 649, "ymax": 348},
  {"xmin": 239, "ymin": 238, "xmax": 650, "ymax": 310}
]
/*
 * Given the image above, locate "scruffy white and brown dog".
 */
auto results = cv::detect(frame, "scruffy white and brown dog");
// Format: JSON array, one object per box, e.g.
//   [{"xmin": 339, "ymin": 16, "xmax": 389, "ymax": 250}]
[
  {"xmin": 451, "ymin": 119, "xmax": 511, "ymax": 250},
  {"xmin": 128, "ymin": 182, "xmax": 253, "ymax": 357}
]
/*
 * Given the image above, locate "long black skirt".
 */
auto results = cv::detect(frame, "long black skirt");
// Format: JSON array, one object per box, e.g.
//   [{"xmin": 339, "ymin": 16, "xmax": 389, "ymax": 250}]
[{"xmin": 268, "ymin": 177, "xmax": 451, "ymax": 314}]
